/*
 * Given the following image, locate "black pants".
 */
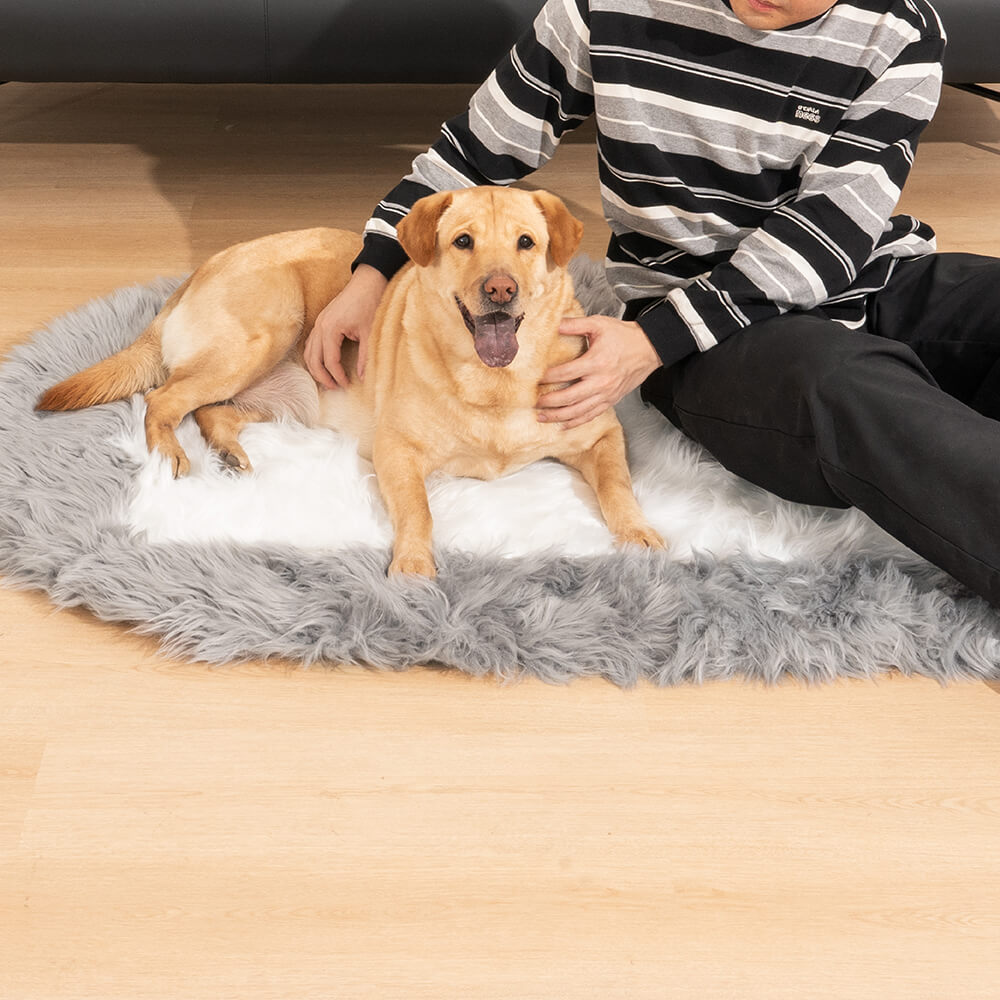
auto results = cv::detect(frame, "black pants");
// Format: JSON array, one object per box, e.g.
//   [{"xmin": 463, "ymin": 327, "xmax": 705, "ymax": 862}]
[{"xmin": 640, "ymin": 253, "xmax": 1000, "ymax": 607}]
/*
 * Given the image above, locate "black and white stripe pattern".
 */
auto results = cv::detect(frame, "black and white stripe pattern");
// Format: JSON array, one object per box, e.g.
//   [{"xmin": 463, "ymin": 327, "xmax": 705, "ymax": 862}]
[{"xmin": 355, "ymin": 0, "xmax": 945, "ymax": 366}]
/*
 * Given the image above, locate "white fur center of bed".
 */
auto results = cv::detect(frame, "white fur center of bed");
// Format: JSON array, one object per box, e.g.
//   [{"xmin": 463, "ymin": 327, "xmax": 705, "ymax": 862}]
[{"xmin": 116, "ymin": 392, "xmax": 907, "ymax": 567}]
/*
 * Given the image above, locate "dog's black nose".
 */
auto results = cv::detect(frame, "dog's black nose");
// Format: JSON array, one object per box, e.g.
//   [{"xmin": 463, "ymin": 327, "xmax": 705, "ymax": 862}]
[{"xmin": 483, "ymin": 272, "xmax": 518, "ymax": 305}]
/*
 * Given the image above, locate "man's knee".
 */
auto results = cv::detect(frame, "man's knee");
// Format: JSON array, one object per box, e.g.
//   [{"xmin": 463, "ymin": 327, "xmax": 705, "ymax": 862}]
[
  {"xmin": 810, "ymin": 335, "xmax": 936, "ymax": 434},
  {"xmin": 650, "ymin": 317, "xmax": 935, "ymax": 509},
  {"xmin": 670, "ymin": 315, "xmax": 894, "ymax": 431}
]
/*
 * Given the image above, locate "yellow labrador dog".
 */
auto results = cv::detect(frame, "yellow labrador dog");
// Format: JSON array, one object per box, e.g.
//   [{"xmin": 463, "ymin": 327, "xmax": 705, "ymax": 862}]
[{"xmin": 37, "ymin": 186, "xmax": 665, "ymax": 577}]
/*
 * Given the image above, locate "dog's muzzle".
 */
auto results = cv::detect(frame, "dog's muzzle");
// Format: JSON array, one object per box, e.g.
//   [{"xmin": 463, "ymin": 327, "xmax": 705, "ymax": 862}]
[{"xmin": 455, "ymin": 297, "xmax": 524, "ymax": 368}]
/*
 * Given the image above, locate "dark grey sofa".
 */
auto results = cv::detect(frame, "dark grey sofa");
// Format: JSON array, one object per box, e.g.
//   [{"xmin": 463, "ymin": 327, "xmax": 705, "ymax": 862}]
[
  {"xmin": 0, "ymin": 0, "xmax": 995, "ymax": 92},
  {"xmin": 931, "ymin": 0, "xmax": 1000, "ymax": 96},
  {"xmin": 0, "ymin": 0, "xmax": 542, "ymax": 84}
]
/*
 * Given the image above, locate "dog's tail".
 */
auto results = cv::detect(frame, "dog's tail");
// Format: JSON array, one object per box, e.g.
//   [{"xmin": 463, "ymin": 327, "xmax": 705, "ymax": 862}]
[{"xmin": 36, "ymin": 320, "xmax": 167, "ymax": 412}]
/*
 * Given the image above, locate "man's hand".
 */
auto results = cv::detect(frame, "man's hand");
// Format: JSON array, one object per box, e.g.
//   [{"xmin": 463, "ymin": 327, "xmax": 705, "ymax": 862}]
[
  {"xmin": 537, "ymin": 316, "xmax": 662, "ymax": 428},
  {"xmin": 304, "ymin": 264, "xmax": 389, "ymax": 389}
]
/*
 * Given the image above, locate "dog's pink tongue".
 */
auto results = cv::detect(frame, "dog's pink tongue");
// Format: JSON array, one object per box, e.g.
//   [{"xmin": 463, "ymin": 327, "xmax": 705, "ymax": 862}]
[{"xmin": 473, "ymin": 313, "xmax": 520, "ymax": 368}]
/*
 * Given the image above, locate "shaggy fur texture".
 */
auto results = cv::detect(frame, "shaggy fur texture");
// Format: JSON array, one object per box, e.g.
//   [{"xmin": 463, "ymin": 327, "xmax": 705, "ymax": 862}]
[{"xmin": 2, "ymin": 261, "xmax": 998, "ymax": 684}]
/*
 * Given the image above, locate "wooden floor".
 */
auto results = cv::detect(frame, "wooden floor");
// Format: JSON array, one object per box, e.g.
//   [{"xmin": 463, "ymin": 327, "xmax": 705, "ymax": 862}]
[{"xmin": 2, "ymin": 82, "xmax": 1000, "ymax": 999}]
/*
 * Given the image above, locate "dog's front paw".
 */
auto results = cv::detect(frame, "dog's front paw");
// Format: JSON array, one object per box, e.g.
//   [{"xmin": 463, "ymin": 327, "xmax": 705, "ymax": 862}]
[
  {"xmin": 616, "ymin": 524, "xmax": 668, "ymax": 551},
  {"xmin": 388, "ymin": 550, "xmax": 438, "ymax": 579}
]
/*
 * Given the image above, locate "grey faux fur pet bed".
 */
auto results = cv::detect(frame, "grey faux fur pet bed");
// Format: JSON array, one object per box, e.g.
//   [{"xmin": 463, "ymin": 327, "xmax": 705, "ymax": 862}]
[{"xmin": 1, "ymin": 259, "xmax": 998, "ymax": 685}]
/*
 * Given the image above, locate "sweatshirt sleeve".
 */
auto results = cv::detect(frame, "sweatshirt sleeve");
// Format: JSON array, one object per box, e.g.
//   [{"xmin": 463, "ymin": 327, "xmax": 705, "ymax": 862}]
[
  {"xmin": 635, "ymin": 27, "xmax": 946, "ymax": 369},
  {"xmin": 353, "ymin": 0, "xmax": 595, "ymax": 278}
]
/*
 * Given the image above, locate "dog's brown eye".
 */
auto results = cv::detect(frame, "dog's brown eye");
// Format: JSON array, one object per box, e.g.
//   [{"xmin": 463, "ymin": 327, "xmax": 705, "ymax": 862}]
[
  {"xmin": 453, "ymin": 234, "xmax": 473, "ymax": 250},
  {"xmin": 518, "ymin": 235, "xmax": 535, "ymax": 250}
]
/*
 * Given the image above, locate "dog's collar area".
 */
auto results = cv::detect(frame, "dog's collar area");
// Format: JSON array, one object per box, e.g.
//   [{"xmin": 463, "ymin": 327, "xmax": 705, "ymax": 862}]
[{"xmin": 454, "ymin": 296, "xmax": 524, "ymax": 368}]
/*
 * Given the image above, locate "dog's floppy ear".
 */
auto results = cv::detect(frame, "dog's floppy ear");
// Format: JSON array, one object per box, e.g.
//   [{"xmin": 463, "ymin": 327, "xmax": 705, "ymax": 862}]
[
  {"xmin": 532, "ymin": 190, "xmax": 584, "ymax": 268},
  {"xmin": 396, "ymin": 191, "xmax": 455, "ymax": 267}
]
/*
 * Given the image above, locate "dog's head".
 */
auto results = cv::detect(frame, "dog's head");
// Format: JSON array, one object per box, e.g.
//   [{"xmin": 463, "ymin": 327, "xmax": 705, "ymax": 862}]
[{"xmin": 396, "ymin": 186, "xmax": 583, "ymax": 369}]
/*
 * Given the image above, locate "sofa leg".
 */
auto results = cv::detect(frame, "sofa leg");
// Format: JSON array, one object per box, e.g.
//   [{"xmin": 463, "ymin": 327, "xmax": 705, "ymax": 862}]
[{"xmin": 949, "ymin": 83, "xmax": 1000, "ymax": 103}]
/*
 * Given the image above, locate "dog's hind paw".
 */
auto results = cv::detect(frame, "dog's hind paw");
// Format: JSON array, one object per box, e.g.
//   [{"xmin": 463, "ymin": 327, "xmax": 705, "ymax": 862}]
[{"xmin": 219, "ymin": 447, "xmax": 253, "ymax": 474}]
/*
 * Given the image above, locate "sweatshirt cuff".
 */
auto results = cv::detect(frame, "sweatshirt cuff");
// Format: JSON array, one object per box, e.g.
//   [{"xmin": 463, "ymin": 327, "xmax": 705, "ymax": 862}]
[
  {"xmin": 352, "ymin": 232, "xmax": 410, "ymax": 280},
  {"xmin": 633, "ymin": 298, "xmax": 700, "ymax": 370}
]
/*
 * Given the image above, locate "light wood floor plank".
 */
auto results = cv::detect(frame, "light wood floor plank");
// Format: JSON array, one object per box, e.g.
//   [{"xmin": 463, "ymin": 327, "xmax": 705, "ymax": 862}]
[{"xmin": 2, "ymin": 81, "xmax": 1000, "ymax": 999}]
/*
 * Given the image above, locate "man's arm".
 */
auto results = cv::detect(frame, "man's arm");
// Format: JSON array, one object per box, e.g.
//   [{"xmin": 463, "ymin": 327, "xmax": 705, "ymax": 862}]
[
  {"xmin": 306, "ymin": 0, "xmax": 596, "ymax": 388},
  {"xmin": 634, "ymin": 29, "xmax": 947, "ymax": 370},
  {"xmin": 353, "ymin": 0, "xmax": 596, "ymax": 280}
]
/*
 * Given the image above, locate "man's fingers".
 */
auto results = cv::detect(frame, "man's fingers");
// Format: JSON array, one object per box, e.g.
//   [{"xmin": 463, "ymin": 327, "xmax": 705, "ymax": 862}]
[
  {"xmin": 543, "ymin": 362, "xmax": 586, "ymax": 386},
  {"xmin": 313, "ymin": 366, "xmax": 339, "ymax": 390},
  {"xmin": 537, "ymin": 388, "xmax": 609, "ymax": 424},
  {"xmin": 558, "ymin": 316, "xmax": 594, "ymax": 338},
  {"xmin": 538, "ymin": 381, "xmax": 584, "ymax": 408},
  {"xmin": 559, "ymin": 410, "xmax": 603, "ymax": 430},
  {"xmin": 306, "ymin": 344, "xmax": 339, "ymax": 389},
  {"xmin": 538, "ymin": 398, "xmax": 605, "ymax": 427},
  {"xmin": 326, "ymin": 359, "xmax": 351, "ymax": 390},
  {"xmin": 305, "ymin": 331, "xmax": 354, "ymax": 390},
  {"xmin": 545, "ymin": 331, "xmax": 612, "ymax": 385},
  {"xmin": 356, "ymin": 337, "xmax": 368, "ymax": 382},
  {"xmin": 309, "ymin": 349, "xmax": 347, "ymax": 390},
  {"xmin": 304, "ymin": 341, "xmax": 330, "ymax": 388}
]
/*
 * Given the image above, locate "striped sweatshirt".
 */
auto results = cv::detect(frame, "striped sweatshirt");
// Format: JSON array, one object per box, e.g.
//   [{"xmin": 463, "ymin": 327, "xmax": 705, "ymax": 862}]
[{"xmin": 354, "ymin": 0, "xmax": 946, "ymax": 368}]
